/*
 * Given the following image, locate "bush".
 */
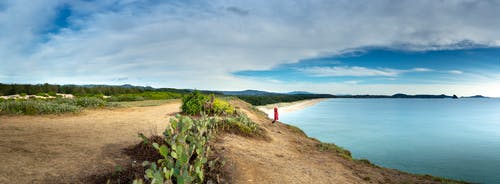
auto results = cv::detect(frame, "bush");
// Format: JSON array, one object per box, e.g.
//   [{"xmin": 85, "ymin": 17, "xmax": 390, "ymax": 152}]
[
  {"xmin": 36, "ymin": 92, "xmax": 48, "ymax": 97},
  {"xmin": 212, "ymin": 98, "xmax": 235, "ymax": 116},
  {"xmin": 48, "ymin": 91, "xmax": 57, "ymax": 97},
  {"xmin": 181, "ymin": 91, "xmax": 208, "ymax": 116},
  {"xmin": 181, "ymin": 92, "xmax": 235, "ymax": 116},
  {"xmin": 76, "ymin": 97, "xmax": 106, "ymax": 108}
]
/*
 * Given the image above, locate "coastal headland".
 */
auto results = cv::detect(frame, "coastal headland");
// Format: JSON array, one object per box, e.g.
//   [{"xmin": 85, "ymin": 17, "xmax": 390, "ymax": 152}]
[{"xmin": 0, "ymin": 98, "xmax": 468, "ymax": 183}]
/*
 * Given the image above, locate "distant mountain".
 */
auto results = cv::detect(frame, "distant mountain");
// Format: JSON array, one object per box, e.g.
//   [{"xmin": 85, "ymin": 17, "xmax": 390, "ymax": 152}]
[
  {"xmin": 391, "ymin": 93, "xmax": 452, "ymax": 98},
  {"xmin": 287, "ymin": 91, "xmax": 314, "ymax": 95},
  {"xmin": 334, "ymin": 93, "xmax": 454, "ymax": 98},
  {"xmin": 221, "ymin": 90, "xmax": 319, "ymax": 96},
  {"xmin": 220, "ymin": 90, "xmax": 279, "ymax": 96},
  {"xmin": 462, "ymin": 95, "xmax": 488, "ymax": 98}
]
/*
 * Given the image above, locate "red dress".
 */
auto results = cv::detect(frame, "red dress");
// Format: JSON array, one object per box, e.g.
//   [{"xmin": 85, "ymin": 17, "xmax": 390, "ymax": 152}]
[{"xmin": 273, "ymin": 107, "xmax": 279, "ymax": 121}]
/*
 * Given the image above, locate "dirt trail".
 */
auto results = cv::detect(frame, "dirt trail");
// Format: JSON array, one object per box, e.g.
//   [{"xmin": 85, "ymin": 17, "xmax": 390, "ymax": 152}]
[{"xmin": 0, "ymin": 100, "xmax": 181, "ymax": 183}]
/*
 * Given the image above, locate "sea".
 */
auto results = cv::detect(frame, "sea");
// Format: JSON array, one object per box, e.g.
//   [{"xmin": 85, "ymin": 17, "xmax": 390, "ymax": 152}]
[{"xmin": 279, "ymin": 98, "xmax": 500, "ymax": 184}]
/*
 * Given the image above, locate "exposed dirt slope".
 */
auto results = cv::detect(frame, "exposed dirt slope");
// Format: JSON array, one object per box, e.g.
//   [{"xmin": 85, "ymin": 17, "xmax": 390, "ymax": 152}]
[{"xmin": 220, "ymin": 100, "xmax": 466, "ymax": 184}]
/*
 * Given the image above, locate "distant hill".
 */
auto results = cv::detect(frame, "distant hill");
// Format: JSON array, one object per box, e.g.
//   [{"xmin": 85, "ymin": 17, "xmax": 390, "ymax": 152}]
[
  {"xmin": 219, "ymin": 90, "xmax": 279, "ymax": 96},
  {"xmin": 333, "ymin": 93, "xmax": 455, "ymax": 98},
  {"xmin": 391, "ymin": 93, "xmax": 452, "ymax": 98},
  {"xmin": 462, "ymin": 95, "xmax": 488, "ymax": 98},
  {"xmin": 220, "ymin": 90, "xmax": 317, "ymax": 96},
  {"xmin": 287, "ymin": 91, "xmax": 314, "ymax": 95}
]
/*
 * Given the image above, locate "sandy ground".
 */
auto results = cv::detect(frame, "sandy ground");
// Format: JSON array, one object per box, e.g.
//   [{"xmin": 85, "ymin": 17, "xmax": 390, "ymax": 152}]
[
  {"xmin": 0, "ymin": 100, "xmax": 180, "ymax": 183},
  {"xmin": 257, "ymin": 98, "xmax": 326, "ymax": 118}
]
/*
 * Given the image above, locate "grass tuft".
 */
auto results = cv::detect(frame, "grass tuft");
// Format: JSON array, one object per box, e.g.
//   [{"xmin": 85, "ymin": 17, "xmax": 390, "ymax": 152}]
[
  {"xmin": 215, "ymin": 112, "xmax": 266, "ymax": 138},
  {"xmin": 317, "ymin": 142, "xmax": 352, "ymax": 160}
]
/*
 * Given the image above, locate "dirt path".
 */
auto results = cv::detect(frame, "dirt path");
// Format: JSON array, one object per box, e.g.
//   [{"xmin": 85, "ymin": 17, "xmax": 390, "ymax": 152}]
[{"xmin": 0, "ymin": 100, "xmax": 181, "ymax": 183}]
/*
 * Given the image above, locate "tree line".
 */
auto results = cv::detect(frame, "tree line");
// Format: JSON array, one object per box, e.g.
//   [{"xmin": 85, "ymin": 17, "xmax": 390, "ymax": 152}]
[{"xmin": 0, "ymin": 83, "xmax": 193, "ymax": 96}]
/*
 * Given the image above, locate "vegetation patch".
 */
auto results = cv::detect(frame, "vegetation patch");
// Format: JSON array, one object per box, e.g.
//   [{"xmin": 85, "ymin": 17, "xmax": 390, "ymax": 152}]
[
  {"xmin": 181, "ymin": 91, "xmax": 235, "ymax": 116},
  {"xmin": 113, "ymin": 99, "xmax": 176, "ymax": 107},
  {"xmin": 317, "ymin": 142, "xmax": 352, "ymax": 160},
  {"xmin": 0, "ymin": 97, "xmax": 111, "ymax": 115},
  {"xmin": 107, "ymin": 92, "xmax": 181, "ymax": 102},
  {"xmin": 215, "ymin": 113, "xmax": 265, "ymax": 138}
]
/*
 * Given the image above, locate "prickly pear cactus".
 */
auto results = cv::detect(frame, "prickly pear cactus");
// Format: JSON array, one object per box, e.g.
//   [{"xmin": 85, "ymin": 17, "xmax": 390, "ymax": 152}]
[{"xmin": 144, "ymin": 115, "xmax": 214, "ymax": 184}]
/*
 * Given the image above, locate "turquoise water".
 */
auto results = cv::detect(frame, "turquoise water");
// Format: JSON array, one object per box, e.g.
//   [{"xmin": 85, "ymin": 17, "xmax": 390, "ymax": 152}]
[{"xmin": 279, "ymin": 98, "xmax": 500, "ymax": 184}]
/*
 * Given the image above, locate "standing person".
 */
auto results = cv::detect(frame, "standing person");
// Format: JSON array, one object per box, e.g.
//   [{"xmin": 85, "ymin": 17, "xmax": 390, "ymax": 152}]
[{"xmin": 273, "ymin": 106, "xmax": 279, "ymax": 123}]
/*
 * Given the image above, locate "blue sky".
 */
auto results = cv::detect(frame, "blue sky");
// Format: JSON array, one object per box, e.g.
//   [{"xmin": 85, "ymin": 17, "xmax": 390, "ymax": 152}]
[
  {"xmin": 235, "ymin": 47, "xmax": 500, "ymax": 85},
  {"xmin": 1, "ymin": 0, "xmax": 500, "ymax": 96}
]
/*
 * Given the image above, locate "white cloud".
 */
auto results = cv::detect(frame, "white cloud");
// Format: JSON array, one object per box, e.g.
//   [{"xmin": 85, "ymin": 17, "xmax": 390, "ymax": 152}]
[
  {"xmin": 300, "ymin": 66, "xmax": 400, "ymax": 77},
  {"xmin": 448, "ymin": 70, "xmax": 464, "ymax": 74},
  {"xmin": 299, "ymin": 66, "xmax": 432, "ymax": 77},
  {"xmin": 344, "ymin": 80, "xmax": 361, "ymax": 84},
  {"xmin": 412, "ymin": 68, "xmax": 433, "ymax": 72}
]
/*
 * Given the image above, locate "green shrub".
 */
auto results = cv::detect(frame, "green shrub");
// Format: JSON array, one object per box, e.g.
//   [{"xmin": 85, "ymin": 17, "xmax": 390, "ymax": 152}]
[
  {"xmin": 20, "ymin": 93, "xmax": 27, "ymax": 97},
  {"xmin": 212, "ymin": 98, "xmax": 234, "ymax": 116},
  {"xmin": 36, "ymin": 92, "xmax": 48, "ymax": 97},
  {"xmin": 181, "ymin": 91, "xmax": 208, "ymax": 116},
  {"xmin": 181, "ymin": 92, "xmax": 235, "ymax": 116},
  {"xmin": 76, "ymin": 97, "xmax": 106, "ymax": 108},
  {"xmin": 48, "ymin": 91, "xmax": 57, "ymax": 97}
]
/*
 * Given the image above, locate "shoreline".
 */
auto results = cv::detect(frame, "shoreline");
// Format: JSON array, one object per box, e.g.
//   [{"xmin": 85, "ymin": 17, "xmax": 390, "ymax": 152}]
[{"xmin": 256, "ymin": 98, "xmax": 327, "ymax": 118}]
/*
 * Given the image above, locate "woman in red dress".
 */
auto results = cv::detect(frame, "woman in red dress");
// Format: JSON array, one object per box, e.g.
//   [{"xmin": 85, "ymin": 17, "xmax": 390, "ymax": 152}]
[{"xmin": 273, "ymin": 106, "xmax": 279, "ymax": 123}]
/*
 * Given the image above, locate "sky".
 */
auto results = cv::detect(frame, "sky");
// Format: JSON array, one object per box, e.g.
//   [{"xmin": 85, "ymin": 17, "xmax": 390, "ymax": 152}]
[{"xmin": 1, "ymin": 0, "xmax": 500, "ymax": 96}]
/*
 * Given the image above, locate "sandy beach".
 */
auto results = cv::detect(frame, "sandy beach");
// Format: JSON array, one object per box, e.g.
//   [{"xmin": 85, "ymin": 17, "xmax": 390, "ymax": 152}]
[{"xmin": 257, "ymin": 98, "xmax": 327, "ymax": 118}]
